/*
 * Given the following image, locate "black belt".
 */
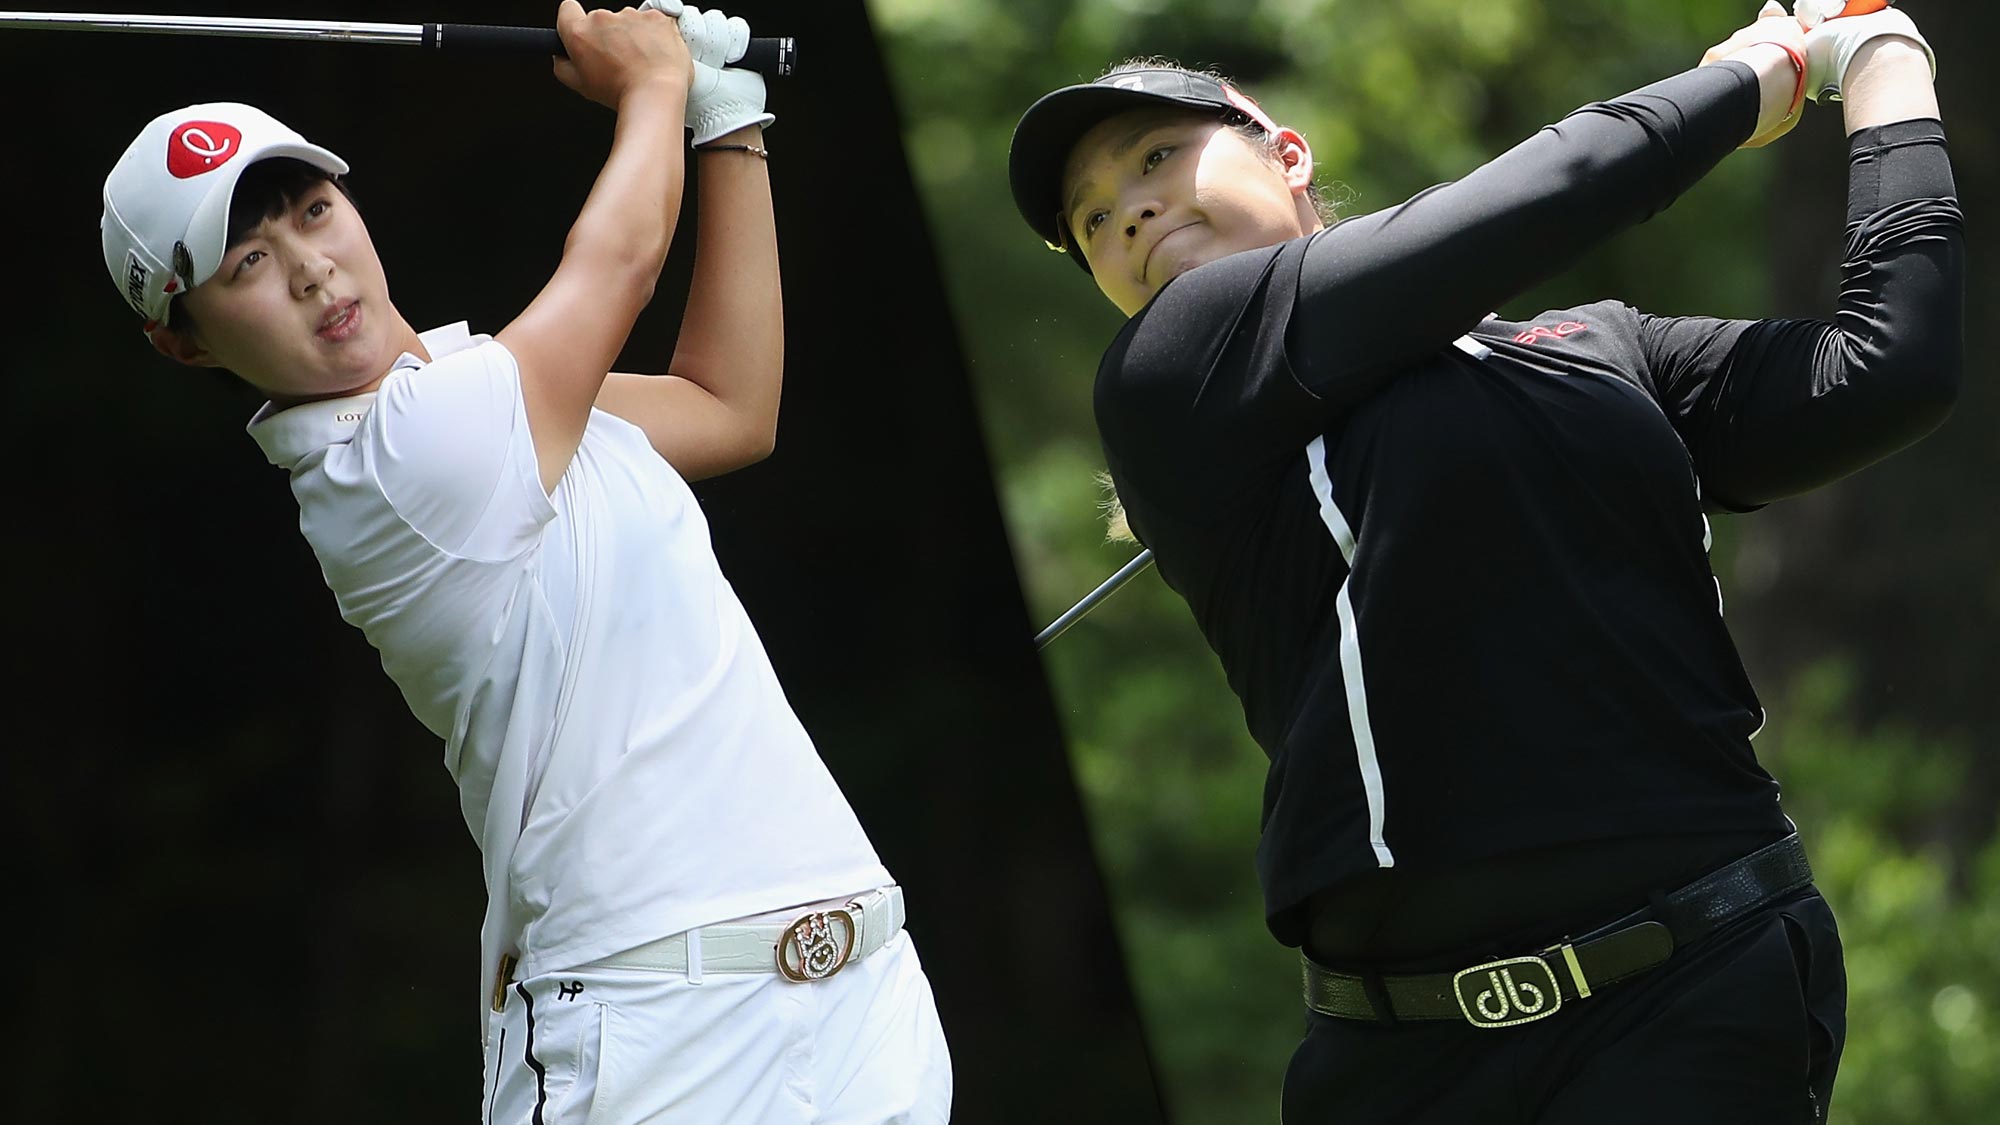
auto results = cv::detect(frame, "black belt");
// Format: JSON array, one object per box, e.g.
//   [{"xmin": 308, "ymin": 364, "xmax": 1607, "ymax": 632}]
[{"xmin": 1301, "ymin": 833, "xmax": 1813, "ymax": 1029}]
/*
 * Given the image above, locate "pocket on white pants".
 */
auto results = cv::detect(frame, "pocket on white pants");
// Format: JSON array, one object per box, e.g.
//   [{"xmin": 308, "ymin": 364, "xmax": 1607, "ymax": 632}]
[
  {"xmin": 492, "ymin": 978, "xmax": 609, "ymax": 1125},
  {"xmin": 482, "ymin": 1006, "xmax": 506, "ymax": 1125}
]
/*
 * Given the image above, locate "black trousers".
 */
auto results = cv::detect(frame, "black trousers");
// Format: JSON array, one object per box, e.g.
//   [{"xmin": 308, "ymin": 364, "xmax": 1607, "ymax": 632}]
[{"xmin": 1280, "ymin": 889, "xmax": 1846, "ymax": 1124}]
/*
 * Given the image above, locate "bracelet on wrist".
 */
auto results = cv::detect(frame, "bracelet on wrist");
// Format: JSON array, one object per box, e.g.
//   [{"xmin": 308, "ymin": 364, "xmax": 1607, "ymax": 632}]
[
  {"xmin": 1775, "ymin": 42, "xmax": 1809, "ymax": 120},
  {"xmin": 698, "ymin": 142, "xmax": 769, "ymax": 158}
]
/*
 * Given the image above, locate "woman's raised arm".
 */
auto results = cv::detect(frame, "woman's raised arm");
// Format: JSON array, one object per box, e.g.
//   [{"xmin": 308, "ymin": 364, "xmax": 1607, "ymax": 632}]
[
  {"xmin": 1643, "ymin": 11, "xmax": 1958, "ymax": 510},
  {"xmin": 1283, "ymin": 10, "xmax": 1808, "ymax": 414},
  {"xmin": 498, "ymin": 1, "xmax": 692, "ymax": 494}
]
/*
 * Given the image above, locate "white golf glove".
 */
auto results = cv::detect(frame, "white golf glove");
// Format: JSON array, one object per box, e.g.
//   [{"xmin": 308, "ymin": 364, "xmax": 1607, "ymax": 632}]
[
  {"xmin": 641, "ymin": 0, "xmax": 774, "ymax": 145},
  {"xmin": 1795, "ymin": 2, "xmax": 1936, "ymax": 103}
]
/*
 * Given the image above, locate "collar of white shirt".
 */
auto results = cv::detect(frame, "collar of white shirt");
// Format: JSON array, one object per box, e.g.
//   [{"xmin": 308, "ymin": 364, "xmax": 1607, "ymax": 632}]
[{"xmin": 247, "ymin": 321, "xmax": 481, "ymax": 469}]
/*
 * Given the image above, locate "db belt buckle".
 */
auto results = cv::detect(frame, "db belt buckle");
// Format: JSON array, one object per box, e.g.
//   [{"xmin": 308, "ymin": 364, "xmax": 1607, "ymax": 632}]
[
  {"xmin": 776, "ymin": 907, "xmax": 859, "ymax": 982},
  {"xmin": 1451, "ymin": 953, "xmax": 1566, "ymax": 1029}
]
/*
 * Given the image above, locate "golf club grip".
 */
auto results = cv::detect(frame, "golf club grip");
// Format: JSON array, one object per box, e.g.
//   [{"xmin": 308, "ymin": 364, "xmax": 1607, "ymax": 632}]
[{"xmin": 430, "ymin": 24, "xmax": 795, "ymax": 77}]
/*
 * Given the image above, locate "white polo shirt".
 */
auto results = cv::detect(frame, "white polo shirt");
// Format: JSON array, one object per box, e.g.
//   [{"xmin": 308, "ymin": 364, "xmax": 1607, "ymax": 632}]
[{"xmin": 249, "ymin": 323, "xmax": 892, "ymax": 1024}]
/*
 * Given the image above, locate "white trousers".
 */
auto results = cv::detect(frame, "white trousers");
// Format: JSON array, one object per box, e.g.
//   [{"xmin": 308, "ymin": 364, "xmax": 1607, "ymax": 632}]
[{"xmin": 483, "ymin": 931, "xmax": 951, "ymax": 1124}]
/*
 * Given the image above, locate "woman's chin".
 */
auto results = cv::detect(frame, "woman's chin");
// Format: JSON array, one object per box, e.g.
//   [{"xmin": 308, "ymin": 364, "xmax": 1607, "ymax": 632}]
[{"xmin": 1159, "ymin": 250, "xmax": 1216, "ymax": 285}]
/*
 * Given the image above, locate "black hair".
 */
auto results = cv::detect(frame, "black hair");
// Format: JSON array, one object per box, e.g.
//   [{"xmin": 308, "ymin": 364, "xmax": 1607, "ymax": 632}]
[{"xmin": 166, "ymin": 157, "xmax": 355, "ymax": 336}]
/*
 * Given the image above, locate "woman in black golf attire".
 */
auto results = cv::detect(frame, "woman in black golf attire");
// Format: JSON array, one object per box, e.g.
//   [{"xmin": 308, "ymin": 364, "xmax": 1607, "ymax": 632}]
[{"xmin": 1009, "ymin": 3, "xmax": 1959, "ymax": 1120}]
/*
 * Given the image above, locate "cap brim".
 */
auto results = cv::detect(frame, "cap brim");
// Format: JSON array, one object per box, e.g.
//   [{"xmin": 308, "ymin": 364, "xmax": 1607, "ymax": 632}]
[
  {"xmin": 1008, "ymin": 84, "xmax": 1236, "ymax": 256},
  {"xmin": 182, "ymin": 141, "xmax": 350, "ymax": 287}
]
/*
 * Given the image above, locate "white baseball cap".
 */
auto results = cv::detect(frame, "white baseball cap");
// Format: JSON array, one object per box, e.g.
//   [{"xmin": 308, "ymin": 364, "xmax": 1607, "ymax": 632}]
[{"xmin": 101, "ymin": 102, "xmax": 348, "ymax": 329}]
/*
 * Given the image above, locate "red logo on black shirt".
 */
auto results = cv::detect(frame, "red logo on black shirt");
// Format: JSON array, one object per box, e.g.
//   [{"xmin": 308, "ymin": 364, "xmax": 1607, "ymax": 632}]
[{"xmin": 1514, "ymin": 321, "xmax": 1588, "ymax": 346}]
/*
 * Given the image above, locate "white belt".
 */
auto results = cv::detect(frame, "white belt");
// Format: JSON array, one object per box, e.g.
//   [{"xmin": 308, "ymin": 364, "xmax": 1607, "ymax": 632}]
[{"xmin": 585, "ymin": 886, "xmax": 906, "ymax": 983}]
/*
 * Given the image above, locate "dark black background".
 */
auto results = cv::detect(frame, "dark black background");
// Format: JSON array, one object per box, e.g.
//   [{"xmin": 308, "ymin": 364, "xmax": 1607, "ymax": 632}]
[{"xmin": 0, "ymin": 1, "xmax": 1166, "ymax": 1120}]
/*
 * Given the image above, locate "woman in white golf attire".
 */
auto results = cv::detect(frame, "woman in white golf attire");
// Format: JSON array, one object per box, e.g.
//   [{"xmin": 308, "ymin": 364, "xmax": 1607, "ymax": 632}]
[{"xmin": 96, "ymin": 3, "xmax": 950, "ymax": 1121}]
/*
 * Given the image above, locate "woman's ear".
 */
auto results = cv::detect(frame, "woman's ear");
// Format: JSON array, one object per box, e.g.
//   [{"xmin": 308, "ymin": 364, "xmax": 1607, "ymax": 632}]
[
  {"xmin": 1276, "ymin": 127, "xmax": 1315, "ymax": 192},
  {"xmin": 146, "ymin": 321, "xmax": 220, "ymax": 368}
]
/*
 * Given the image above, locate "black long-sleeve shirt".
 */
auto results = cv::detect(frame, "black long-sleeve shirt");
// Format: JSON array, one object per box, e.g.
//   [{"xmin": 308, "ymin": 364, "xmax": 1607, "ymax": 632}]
[{"xmin": 1093, "ymin": 62, "xmax": 1964, "ymax": 946}]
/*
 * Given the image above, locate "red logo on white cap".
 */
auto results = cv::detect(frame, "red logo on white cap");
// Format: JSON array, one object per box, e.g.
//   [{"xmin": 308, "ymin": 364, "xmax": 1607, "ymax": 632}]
[{"xmin": 167, "ymin": 121, "xmax": 243, "ymax": 179}]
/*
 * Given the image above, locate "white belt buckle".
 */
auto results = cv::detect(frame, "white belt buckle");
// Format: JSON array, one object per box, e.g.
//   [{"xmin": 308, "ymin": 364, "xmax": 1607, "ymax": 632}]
[{"xmin": 775, "ymin": 907, "xmax": 858, "ymax": 982}]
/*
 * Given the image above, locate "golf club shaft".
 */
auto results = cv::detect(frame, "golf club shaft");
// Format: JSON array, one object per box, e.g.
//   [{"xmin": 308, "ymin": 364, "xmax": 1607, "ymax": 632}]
[
  {"xmin": 1035, "ymin": 550, "xmax": 1155, "ymax": 650},
  {"xmin": 0, "ymin": 12, "xmax": 797, "ymax": 77}
]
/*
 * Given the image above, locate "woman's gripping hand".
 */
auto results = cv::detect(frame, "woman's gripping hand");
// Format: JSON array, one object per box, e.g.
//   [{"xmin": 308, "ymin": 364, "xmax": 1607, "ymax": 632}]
[{"xmin": 1702, "ymin": 2, "xmax": 1811, "ymax": 148}]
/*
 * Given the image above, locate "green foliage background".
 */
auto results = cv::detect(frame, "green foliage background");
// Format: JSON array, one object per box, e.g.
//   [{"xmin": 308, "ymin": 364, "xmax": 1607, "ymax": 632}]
[{"xmin": 869, "ymin": 1, "xmax": 1997, "ymax": 1120}]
